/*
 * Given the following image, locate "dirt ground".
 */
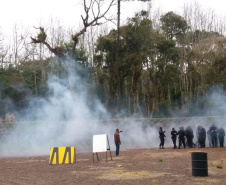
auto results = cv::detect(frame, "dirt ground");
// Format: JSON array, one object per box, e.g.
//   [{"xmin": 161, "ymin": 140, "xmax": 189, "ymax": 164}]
[{"xmin": 0, "ymin": 147, "xmax": 226, "ymax": 185}]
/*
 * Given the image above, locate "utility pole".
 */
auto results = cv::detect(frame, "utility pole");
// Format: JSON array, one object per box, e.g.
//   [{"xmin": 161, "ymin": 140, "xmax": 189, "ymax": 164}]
[{"xmin": 115, "ymin": 0, "xmax": 121, "ymax": 109}]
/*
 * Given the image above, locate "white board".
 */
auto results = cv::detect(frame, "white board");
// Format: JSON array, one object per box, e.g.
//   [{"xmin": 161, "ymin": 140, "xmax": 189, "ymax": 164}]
[{"xmin": 93, "ymin": 134, "xmax": 107, "ymax": 153}]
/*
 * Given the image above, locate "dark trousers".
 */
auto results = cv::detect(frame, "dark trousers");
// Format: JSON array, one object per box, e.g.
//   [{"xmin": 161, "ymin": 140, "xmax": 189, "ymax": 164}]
[
  {"xmin": 199, "ymin": 137, "xmax": 206, "ymax": 148},
  {"xmin": 219, "ymin": 136, "xmax": 224, "ymax": 147},
  {"xmin": 179, "ymin": 138, "xmax": 186, "ymax": 148},
  {"xmin": 187, "ymin": 137, "xmax": 193, "ymax": 148},
  {"xmin": 159, "ymin": 137, "xmax": 165, "ymax": 148},
  {"xmin": 115, "ymin": 144, "xmax": 120, "ymax": 156},
  {"xmin": 212, "ymin": 135, "xmax": 218, "ymax": 147},
  {"xmin": 172, "ymin": 137, "xmax": 177, "ymax": 148}
]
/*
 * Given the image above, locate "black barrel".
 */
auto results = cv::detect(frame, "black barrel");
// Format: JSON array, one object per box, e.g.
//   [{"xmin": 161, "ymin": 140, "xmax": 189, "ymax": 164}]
[{"xmin": 191, "ymin": 152, "xmax": 208, "ymax": 176}]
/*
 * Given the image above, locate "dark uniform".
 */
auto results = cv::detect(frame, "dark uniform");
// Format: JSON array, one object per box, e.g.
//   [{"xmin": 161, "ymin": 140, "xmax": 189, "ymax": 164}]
[
  {"xmin": 159, "ymin": 127, "xmax": 166, "ymax": 149},
  {"xmin": 198, "ymin": 126, "xmax": 206, "ymax": 148},
  {"xmin": 171, "ymin": 128, "xmax": 178, "ymax": 149},
  {"xmin": 218, "ymin": 127, "xmax": 225, "ymax": 147},
  {"xmin": 178, "ymin": 127, "xmax": 186, "ymax": 149},
  {"xmin": 209, "ymin": 125, "xmax": 218, "ymax": 147},
  {"xmin": 185, "ymin": 126, "xmax": 194, "ymax": 148}
]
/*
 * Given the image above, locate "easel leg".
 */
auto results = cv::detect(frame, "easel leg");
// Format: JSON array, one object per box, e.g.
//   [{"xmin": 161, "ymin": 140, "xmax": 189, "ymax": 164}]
[
  {"xmin": 93, "ymin": 153, "xmax": 99, "ymax": 163},
  {"xmin": 110, "ymin": 150, "xmax": 112, "ymax": 160},
  {"xmin": 93, "ymin": 153, "xmax": 94, "ymax": 163},
  {"xmin": 96, "ymin": 153, "xmax": 99, "ymax": 161}
]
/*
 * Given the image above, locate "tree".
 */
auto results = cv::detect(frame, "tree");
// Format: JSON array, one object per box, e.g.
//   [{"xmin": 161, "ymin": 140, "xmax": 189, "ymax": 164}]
[
  {"xmin": 115, "ymin": 0, "xmax": 152, "ymax": 110},
  {"xmin": 0, "ymin": 28, "xmax": 8, "ymax": 67},
  {"xmin": 30, "ymin": 0, "xmax": 116, "ymax": 91},
  {"xmin": 94, "ymin": 11, "xmax": 158, "ymax": 116},
  {"xmin": 122, "ymin": 11, "xmax": 154, "ymax": 115},
  {"xmin": 31, "ymin": 0, "xmax": 116, "ymax": 60},
  {"xmin": 154, "ymin": 38, "xmax": 180, "ymax": 117},
  {"xmin": 160, "ymin": 11, "xmax": 188, "ymax": 40}
]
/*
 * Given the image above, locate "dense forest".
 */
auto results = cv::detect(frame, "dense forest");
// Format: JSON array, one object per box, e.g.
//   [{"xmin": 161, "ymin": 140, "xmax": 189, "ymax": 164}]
[{"xmin": 0, "ymin": 1, "xmax": 226, "ymax": 121}]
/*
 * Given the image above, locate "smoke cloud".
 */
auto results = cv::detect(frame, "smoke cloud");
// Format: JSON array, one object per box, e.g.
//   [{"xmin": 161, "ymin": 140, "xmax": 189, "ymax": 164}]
[{"xmin": 0, "ymin": 60, "xmax": 225, "ymax": 157}]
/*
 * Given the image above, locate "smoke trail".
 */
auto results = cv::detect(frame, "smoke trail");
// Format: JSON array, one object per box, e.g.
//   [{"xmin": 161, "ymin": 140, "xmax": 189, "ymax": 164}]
[{"xmin": 0, "ymin": 59, "xmax": 109, "ymax": 157}]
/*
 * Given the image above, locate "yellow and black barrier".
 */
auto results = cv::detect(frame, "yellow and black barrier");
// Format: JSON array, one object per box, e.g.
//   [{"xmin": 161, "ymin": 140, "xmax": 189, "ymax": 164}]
[{"xmin": 49, "ymin": 146, "xmax": 75, "ymax": 165}]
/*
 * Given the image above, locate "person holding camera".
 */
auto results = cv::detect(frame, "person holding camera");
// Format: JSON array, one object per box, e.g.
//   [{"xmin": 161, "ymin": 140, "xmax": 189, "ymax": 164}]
[{"xmin": 114, "ymin": 128, "xmax": 121, "ymax": 156}]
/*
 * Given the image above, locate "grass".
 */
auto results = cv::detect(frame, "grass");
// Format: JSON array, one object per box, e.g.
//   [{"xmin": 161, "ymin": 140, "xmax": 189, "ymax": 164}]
[
  {"xmin": 158, "ymin": 159, "xmax": 163, "ymax": 162},
  {"xmin": 216, "ymin": 164, "xmax": 223, "ymax": 169}
]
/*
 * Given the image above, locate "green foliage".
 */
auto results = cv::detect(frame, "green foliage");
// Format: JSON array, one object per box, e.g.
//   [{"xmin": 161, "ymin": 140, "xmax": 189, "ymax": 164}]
[
  {"xmin": 64, "ymin": 42, "xmax": 89, "ymax": 66},
  {"xmin": 0, "ymin": 68, "xmax": 14, "ymax": 98},
  {"xmin": 160, "ymin": 11, "xmax": 188, "ymax": 40},
  {"xmin": 93, "ymin": 10, "xmax": 226, "ymax": 117},
  {"xmin": 189, "ymin": 30, "xmax": 222, "ymax": 44},
  {"xmin": 0, "ymin": 67, "xmax": 30, "ymax": 116},
  {"xmin": 0, "ymin": 10, "xmax": 225, "ymax": 118}
]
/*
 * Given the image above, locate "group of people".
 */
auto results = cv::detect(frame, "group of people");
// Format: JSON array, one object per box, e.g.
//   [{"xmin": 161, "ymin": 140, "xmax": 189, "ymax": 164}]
[
  {"xmin": 159, "ymin": 125, "xmax": 225, "ymax": 149},
  {"xmin": 113, "ymin": 125, "xmax": 225, "ymax": 157}
]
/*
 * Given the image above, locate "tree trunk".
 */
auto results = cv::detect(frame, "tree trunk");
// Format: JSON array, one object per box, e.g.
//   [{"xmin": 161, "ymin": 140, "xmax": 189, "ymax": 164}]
[{"xmin": 34, "ymin": 71, "xmax": 38, "ymax": 96}]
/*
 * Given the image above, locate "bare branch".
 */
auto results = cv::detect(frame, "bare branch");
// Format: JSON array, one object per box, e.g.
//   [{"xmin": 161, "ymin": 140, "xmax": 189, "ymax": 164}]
[
  {"xmin": 31, "ymin": 27, "xmax": 65, "ymax": 58},
  {"xmin": 31, "ymin": 0, "xmax": 116, "ymax": 59}
]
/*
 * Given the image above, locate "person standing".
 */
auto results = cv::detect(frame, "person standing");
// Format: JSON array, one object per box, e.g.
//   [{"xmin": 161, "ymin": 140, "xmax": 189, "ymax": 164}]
[
  {"xmin": 114, "ymin": 129, "xmax": 121, "ymax": 156},
  {"xmin": 185, "ymin": 126, "xmax": 194, "ymax": 148},
  {"xmin": 198, "ymin": 126, "xmax": 206, "ymax": 148},
  {"xmin": 178, "ymin": 127, "xmax": 186, "ymax": 149},
  {"xmin": 159, "ymin": 127, "xmax": 166, "ymax": 149},
  {"xmin": 171, "ymin": 128, "xmax": 178, "ymax": 149},
  {"xmin": 210, "ymin": 124, "xmax": 218, "ymax": 147},
  {"xmin": 218, "ymin": 127, "xmax": 225, "ymax": 147}
]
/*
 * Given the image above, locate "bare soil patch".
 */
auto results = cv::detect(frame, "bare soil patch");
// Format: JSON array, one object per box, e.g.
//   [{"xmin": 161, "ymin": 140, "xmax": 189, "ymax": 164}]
[{"xmin": 0, "ymin": 147, "xmax": 226, "ymax": 185}]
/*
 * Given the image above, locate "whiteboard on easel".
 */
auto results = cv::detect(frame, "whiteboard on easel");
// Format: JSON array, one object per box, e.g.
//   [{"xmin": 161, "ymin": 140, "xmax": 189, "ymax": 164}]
[{"xmin": 93, "ymin": 134, "xmax": 107, "ymax": 153}]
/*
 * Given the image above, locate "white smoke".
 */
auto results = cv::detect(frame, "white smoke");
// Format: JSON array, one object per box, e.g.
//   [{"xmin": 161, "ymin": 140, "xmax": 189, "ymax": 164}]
[{"xmin": 0, "ymin": 60, "xmax": 225, "ymax": 157}]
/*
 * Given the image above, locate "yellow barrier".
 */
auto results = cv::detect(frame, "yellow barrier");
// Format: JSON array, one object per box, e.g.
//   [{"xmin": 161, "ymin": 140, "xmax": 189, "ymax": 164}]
[{"xmin": 49, "ymin": 147, "xmax": 75, "ymax": 165}]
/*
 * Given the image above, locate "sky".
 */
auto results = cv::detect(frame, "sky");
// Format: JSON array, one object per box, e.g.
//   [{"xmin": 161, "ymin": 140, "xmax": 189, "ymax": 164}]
[{"xmin": 1, "ymin": 0, "xmax": 226, "ymax": 38}]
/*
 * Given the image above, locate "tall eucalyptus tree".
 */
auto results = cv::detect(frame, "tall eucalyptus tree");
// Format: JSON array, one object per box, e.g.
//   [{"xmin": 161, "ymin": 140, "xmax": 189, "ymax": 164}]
[{"xmin": 115, "ymin": 0, "xmax": 152, "ymax": 110}]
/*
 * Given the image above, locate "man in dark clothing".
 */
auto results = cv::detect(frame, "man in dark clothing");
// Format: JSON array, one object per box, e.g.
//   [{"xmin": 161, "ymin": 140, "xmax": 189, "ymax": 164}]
[
  {"xmin": 114, "ymin": 129, "xmax": 121, "ymax": 156},
  {"xmin": 218, "ymin": 127, "xmax": 225, "ymax": 147},
  {"xmin": 198, "ymin": 126, "xmax": 206, "ymax": 148},
  {"xmin": 185, "ymin": 126, "xmax": 194, "ymax": 148},
  {"xmin": 209, "ymin": 124, "xmax": 218, "ymax": 147},
  {"xmin": 159, "ymin": 127, "xmax": 166, "ymax": 149},
  {"xmin": 178, "ymin": 127, "xmax": 186, "ymax": 149},
  {"xmin": 171, "ymin": 128, "xmax": 178, "ymax": 149}
]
